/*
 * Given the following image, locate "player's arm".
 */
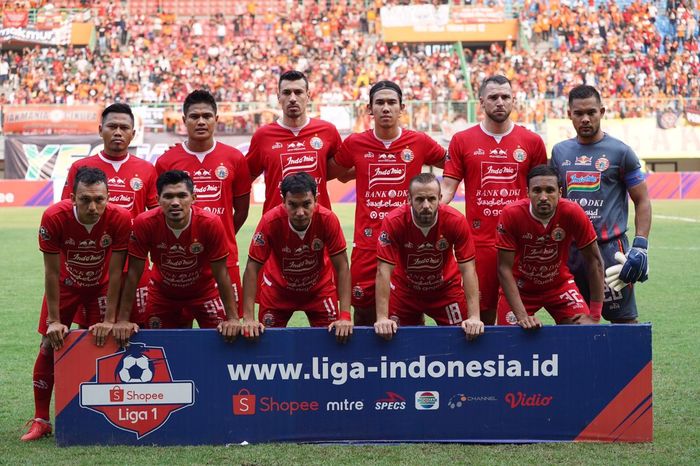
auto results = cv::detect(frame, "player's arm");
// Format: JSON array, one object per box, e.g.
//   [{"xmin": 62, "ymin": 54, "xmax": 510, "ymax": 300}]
[
  {"xmin": 440, "ymin": 176, "xmax": 460, "ymax": 204},
  {"xmin": 211, "ymin": 258, "xmax": 242, "ymax": 342},
  {"xmin": 327, "ymin": 251, "xmax": 353, "ymax": 343},
  {"xmin": 232, "ymin": 193, "xmax": 250, "ymax": 233},
  {"xmin": 89, "ymin": 250, "xmax": 127, "ymax": 347},
  {"xmin": 112, "ymin": 256, "xmax": 144, "ymax": 347},
  {"xmin": 458, "ymin": 260, "xmax": 484, "ymax": 340},
  {"xmin": 241, "ymin": 258, "xmax": 265, "ymax": 339},
  {"xmin": 497, "ymin": 249, "xmax": 541, "ymax": 329},
  {"xmin": 327, "ymin": 159, "xmax": 355, "ymax": 182},
  {"xmin": 579, "ymin": 240, "xmax": 605, "ymax": 322},
  {"xmin": 374, "ymin": 259, "xmax": 397, "ymax": 340},
  {"xmin": 629, "ymin": 181, "xmax": 651, "ymax": 239},
  {"xmin": 43, "ymin": 252, "xmax": 68, "ymax": 350}
]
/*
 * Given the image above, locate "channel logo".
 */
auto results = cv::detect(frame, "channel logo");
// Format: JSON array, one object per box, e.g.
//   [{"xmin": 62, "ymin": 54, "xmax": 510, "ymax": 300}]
[
  {"xmin": 374, "ymin": 392, "xmax": 406, "ymax": 410},
  {"xmin": 415, "ymin": 391, "xmax": 439, "ymax": 410}
]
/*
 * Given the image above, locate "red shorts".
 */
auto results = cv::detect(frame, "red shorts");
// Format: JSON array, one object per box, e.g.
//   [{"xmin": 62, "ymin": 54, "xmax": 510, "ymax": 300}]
[
  {"xmin": 389, "ymin": 284, "xmax": 467, "ymax": 326},
  {"xmin": 145, "ymin": 287, "xmax": 226, "ymax": 329},
  {"xmin": 180, "ymin": 264, "xmax": 242, "ymax": 327},
  {"xmin": 258, "ymin": 281, "xmax": 338, "ymax": 328},
  {"xmin": 496, "ymin": 280, "xmax": 590, "ymax": 325},
  {"xmin": 37, "ymin": 285, "xmax": 107, "ymax": 335},
  {"xmin": 350, "ymin": 248, "xmax": 377, "ymax": 308},
  {"xmin": 475, "ymin": 246, "xmax": 498, "ymax": 312}
]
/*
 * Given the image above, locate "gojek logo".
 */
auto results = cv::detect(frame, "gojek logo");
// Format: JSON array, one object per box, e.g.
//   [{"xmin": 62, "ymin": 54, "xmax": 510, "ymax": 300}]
[{"xmin": 79, "ymin": 343, "xmax": 195, "ymax": 438}]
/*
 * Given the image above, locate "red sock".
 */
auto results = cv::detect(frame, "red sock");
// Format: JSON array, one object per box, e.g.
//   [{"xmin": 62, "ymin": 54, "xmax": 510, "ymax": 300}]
[{"xmin": 32, "ymin": 345, "xmax": 54, "ymax": 421}]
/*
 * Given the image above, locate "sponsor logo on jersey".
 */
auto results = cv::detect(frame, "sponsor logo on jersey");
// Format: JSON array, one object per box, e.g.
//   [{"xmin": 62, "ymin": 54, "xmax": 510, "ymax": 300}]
[
  {"xmin": 109, "ymin": 189, "xmax": 136, "ymax": 210},
  {"xmin": 489, "ymin": 148, "xmax": 508, "ymax": 157},
  {"xmin": 513, "ymin": 148, "xmax": 527, "ymax": 162},
  {"xmin": 79, "ymin": 239, "xmax": 97, "ymax": 248},
  {"xmin": 481, "ymin": 162, "xmax": 518, "ymax": 186},
  {"xmin": 281, "ymin": 153, "xmax": 318, "ymax": 178},
  {"xmin": 67, "ymin": 249, "xmax": 106, "ymax": 266},
  {"xmin": 130, "ymin": 177, "xmax": 144, "ymax": 191},
  {"xmin": 192, "ymin": 169, "xmax": 212, "ymax": 178},
  {"xmin": 189, "ymin": 242, "xmax": 203, "ymax": 254},
  {"xmin": 108, "ymin": 176, "xmax": 127, "ymax": 187},
  {"xmin": 473, "ymin": 148, "xmax": 485, "ymax": 156},
  {"xmin": 309, "ymin": 136, "xmax": 323, "ymax": 150},
  {"xmin": 401, "ymin": 148, "xmax": 414, "ymax": 163},
  {"xmin": 363, "ymin": 228, "xmax": 373, "ymax": 237},
  {"xmin": 473, "ymin": 220, "xmax": 481, "ymax": 229},
  {"xmin": 406, "ymin": 253, "xmax": 443, "ymax": 271},
  {"xmin": 215, "ymin": 166, "xmax": 229, "ymax": 180},
  {"xmin": 551, "ymin": 227, "xmax": 566, "ymax": 242},
  {"xmin": 272, "ymin": 142, "xmax": 283, "ymax": 150},
  {"xmin": 566, "ymin": 171, "xmax": 601, "ymax": 193},
  {"xmin": 287, "ymin": 141, "xmax": 306, "ymax": 150},
  {"xmin": 193, "ymin": 181, "xmax": 222, "ymax": 201},
  {"xmin": 523, "ymin": 244, "xmax": 558, "ymax": 262},
  {"xmin": 378, "ymin": 152, "xmax": 396, "ymax": 161},
  {"xmin": 161, "ymin": 254, "xmax": 197, "ymax": 271},
  {"xmin": 594, "ymin": 157, "xmax": 610, "ymax": 171},
  {"xmin": 575, "ymin": 156, "xmax": 592, "ymax": 166},
  {"xmin": 415, "ymin": 391, "xmax": 439, "ymax": 410},
  {"xmin": 79, "ymin": 343, "xmax": 195, "ymax": 438},
  {"xmin": 368, "ymin": 163, "xmax": 406, "ymax": 188},
  {"xmin": 282, "ymin": 256, "xmax": 319, "ymax": 274}
]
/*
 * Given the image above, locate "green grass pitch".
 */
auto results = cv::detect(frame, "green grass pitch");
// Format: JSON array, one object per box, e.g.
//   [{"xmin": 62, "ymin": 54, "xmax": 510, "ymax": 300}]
[{"xmin": 0, "ymin": 201, "xmax": 698, "ymax": 464}]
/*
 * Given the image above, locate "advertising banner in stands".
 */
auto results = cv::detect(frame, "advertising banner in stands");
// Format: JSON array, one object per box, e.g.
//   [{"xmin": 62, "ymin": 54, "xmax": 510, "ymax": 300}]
[
  {"xmin": 2, "ymin": 105, "xmax": 102, "ymax": 135},
  {"xmin": 0, "ymin": 180, "xmax": 53, "ymax": 206},
  {"xmin": 55, "ymin": 326, "xmax": 652, "ymax": 445},
  {"xmin": 2, "ymin": 11, "xmax": 29, "ymax": 29},
  {"xmin": 4, "ymin": 135, "xmax": 103, "ymax": 180}
]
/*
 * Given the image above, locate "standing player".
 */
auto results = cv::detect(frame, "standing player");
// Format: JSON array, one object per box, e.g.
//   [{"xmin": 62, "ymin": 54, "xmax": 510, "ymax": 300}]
[
  {"xmin": 22, "ymin": 167, "xmax": 132, "ymax": 441},
  {"xmin": 441, "ymin": 75, "xmax": 547, "ymax": 325},
  {"xmin": 156, "ymin": 90, "xmax": 251, "ymax": 317},
  {"xmin": 551, "ymin": 85, "xmax": 651, "ymax": 323},
  {"xmin": 112, "ymin": 170, "xmax": 243, "ymax": 345},
  {"xmin": 373, "ymin": 173, "xmax": 483, "ymax": 340},
  {"xmin": 496, "ymin": 165, "xmax": 604, "ymax": 328},
  {"xmin": 62, "ymin": 103, "xmax": 158, "ymax": 327},
  {"xmin": 247, "ymin": 70, "xmax": 343, "ymax": 213},
  {"xmin": 241, "ymin": 173, "xmax": 352, "ymax": 343},
  {"xmin": 328, "ymin": 80, "xmax": 446, "ymax": 325}
]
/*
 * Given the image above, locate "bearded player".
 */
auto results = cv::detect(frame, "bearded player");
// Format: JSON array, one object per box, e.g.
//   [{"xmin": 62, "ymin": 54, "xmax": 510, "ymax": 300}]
[
  {"xmin": 156, "ymin": 90, "xmax": 251, "ymax": 317},
  {"xmin": 374, "ymin": 173, "xmax": 483, "ymax": 341},
  {"xmin": 22, "ymin": 167, "xmax": 132, "ymax": 441},
  {"xmin": 62, "ymin": 103, "xmax": 158, "ymax": 328},
  {"xmin": 328, "ymin": 80, "xmax": 446, "ymax": 325},
  {"xmin": 496, "ymin": 165, "xmax": 604, "ymax": 328},
  {"xmin": 441, "ymin": 75, "xmax": 547, "ymax": 325}
]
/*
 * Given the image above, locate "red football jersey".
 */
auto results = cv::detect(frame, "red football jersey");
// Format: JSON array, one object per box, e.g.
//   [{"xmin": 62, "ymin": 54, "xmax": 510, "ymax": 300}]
[
  {"xmin": 38, "ymin": 200, "xmax": 131, "ymax": 288},
  {"xmin": 444, "ymin": 123, "xmax": 547, "ymax": 246},
  {"xmin": 248, "ymin": 204, "xmax": 346, "ymax": 294},
  {"xmin": 61, "ymin": 152, "xmax": 158, "ymax": 217},
  {"xmin": 155, "ymin": 141, "xmax": 251, "ymax": 267},
  {"xmin": 377, "ymin": 204, "xmax": 475, "ymax": 292},
  {"xmin": 247, "ymin": 118, "xmax": 341, "ymax": 212},
  {"xmin": 495, "ymin": 198, "xmax": 597, "ymax": 294},
  {"xmin": 334, "ymin": 129, "xmax": 445, "ymax": 250},
  {"xmin": 129, "ymin": 206, "xmax": 229, "ymax": 299}
]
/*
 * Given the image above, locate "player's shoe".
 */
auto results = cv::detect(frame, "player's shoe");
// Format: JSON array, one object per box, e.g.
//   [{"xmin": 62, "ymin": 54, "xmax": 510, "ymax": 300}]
[{"xmin": 20, "ymin": 418, "xmax": 52, "ymax": 441}]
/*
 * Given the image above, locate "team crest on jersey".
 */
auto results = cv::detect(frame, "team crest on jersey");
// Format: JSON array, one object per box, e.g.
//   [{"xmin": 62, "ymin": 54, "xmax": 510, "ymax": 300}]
[
  {"xmin": 215, "ymin": 166, "xmax": 229, "ymax": 180},
  {"xmin": 310, "ymin": 136, "xmax": 323, "ymax": 150},
  {"xmin": 505, "ymin": 311, "xmax": 518, "ymax": 325},
  {"xmin": 575, "ymin": 156, "xmax": 592, "ymax": 166},
  {"xmin": 352, "ymin": 286, "xmax": 364, "ymax": 298},
  {"xmin": 595, "ymin": 157, "xmax": 610, "ymax": 172},
  {"xmin": 378, "ymin": 231, "xmax": 391, "ymax": 246},
  {"xmin": 190, "ymin": 242, "xmax": 204, "ymax": 254},
  {"xmin": 311, "ymin": 238, "xmax": 324, "ymax": 251},
  {"xmin": 401, "ymin": 148, "xmax": 414, "ymax": 163},
  {"xmin": 551, "ymin": 227, "xmax": 566, "ymax": 242},
  {"xmin": 100, "ymin": 234, "xmax": 112, "ymax": 248},
  {"xmin": 253, "ymin": 232, "xmax": 265, "ymax": 246},
  {"xmin": 272, "ymin": 142, "xmax": 283, "ymax": 150},
  {"xmin": 130, "ymin": 177, "xmax": 144, "ymax": 191},
  {"xmin": 513, "ymin": 148, "xmax": 527, "ymax": 162},
  {"xmin": 262, "ymin": 311, "xmax": 275, "ymax": 327},
  {"xmin": 39, "ymin": 226, "xmax": 50, "ymax": 241},
  {"xmin": 436, "ymin": 238, "xmax": 449, "ymax": 251}
]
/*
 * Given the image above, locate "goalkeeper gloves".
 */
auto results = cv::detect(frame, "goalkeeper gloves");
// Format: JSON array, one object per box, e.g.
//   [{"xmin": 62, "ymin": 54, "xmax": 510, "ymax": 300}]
[
  {"xmin": 605, "ymin": 252, "xmax": 629, "ymax": 292},
  {"xmin": 619, "ymin": 236, "xmax": 649, "ymax": 284}
]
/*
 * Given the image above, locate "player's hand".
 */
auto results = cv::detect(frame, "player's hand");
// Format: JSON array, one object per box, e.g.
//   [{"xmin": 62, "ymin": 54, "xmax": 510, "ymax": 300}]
[
  {"xmin": 217, "ymin": 318, "xmax": 242, "ymax": 343},
  {"xmin": 517, "ymin": 315, "xmax": 542, "ymax": 330},
  {"xmin": 605, "ymin": 252, "xmax": 629, "ymax": 292},
  {"xmin": 461, "ymin": 317, "xmax": 484, "ymax": 340},
  {"xmin": 374, "ymin": 318, "xmax": 397, "ymax": 341},
  {"xmin": 569, "ymin": 313, "xmax": 599, "ymax": 325},
  {"xmin": 112, "ymin": 320, "xmax": 139, "ymax": 348},
  {"xmin": 241, "ymin": 318, "xmax": 264, "ymax": 340},
  {"xmin": 46, "ymin": 321, "xmax": 69, "ymax": 350},
  {"xmin": 89, "ymin": 321, "xmax": 113, "ymax": 347},
  {"xmin": 328, "ymin": 319, "xmax": 353, "ymax": 344},
  {"xmin": 619, "ymin": 236, "xmax": 649, "ymax": 284}
]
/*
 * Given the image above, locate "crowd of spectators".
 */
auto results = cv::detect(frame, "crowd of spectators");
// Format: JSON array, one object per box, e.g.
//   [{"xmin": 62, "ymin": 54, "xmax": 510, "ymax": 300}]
[{"xmin": 0, "ymin": 0, "xmax": 698, "ymax": 131}]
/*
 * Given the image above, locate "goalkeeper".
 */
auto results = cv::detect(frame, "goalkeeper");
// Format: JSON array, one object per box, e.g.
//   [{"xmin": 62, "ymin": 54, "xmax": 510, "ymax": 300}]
[{"xmin": 551, "ymin": 85, "xmax": 652, "ymax": 323}]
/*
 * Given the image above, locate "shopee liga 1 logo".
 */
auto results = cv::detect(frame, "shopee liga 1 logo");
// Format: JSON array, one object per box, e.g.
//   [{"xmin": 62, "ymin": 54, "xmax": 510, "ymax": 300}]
[{"xmin": 79, "ymin": 343, "xmax": 195, "ymax": 438}]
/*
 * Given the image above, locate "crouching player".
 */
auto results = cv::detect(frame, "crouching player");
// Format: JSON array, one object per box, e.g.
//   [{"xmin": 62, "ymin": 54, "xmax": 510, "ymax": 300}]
[
  {"xmin": 112, "ymin": 170, "xmax": 245, "ymax": 346},
  {"xmin": 496, "ymin": 165, "xmax": 604, "ymax": 328},
  {"xmin": 373, "ymin": 173, "xmax": 484, "ymax": 340},
  {"xmin": 22, "ymin": 167, "xmax": 132, "ymax": 441},
  {"xmin": 241, "ymin": 172, "xmax": 352, "ymax": 343}
]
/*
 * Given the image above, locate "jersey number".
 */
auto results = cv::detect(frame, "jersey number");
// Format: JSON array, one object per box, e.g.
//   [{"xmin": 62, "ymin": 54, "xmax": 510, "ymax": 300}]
[{"xmin": 445, "ymin": 302, "xmax": 463, "ymax": 325}]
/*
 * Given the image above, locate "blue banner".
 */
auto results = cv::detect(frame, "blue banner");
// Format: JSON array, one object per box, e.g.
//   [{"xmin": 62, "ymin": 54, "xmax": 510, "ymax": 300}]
[{"xmin": 55, "ymin": 325, "xmax": 652, "ymax": 445}]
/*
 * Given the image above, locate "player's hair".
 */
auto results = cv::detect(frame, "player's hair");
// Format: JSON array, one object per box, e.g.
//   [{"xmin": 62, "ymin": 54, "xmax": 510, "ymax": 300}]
[
  {"xmin": 101, "ymin": 103, "xmax": 134, "ymax": 126},
  {"xmin": 281, "ymin": 172, "xmax": 317, "ymax": 198},
  {"xmin": 527, "ymin": 165, "xmax": 561, "ymax": 187},
  {"xmin": 183, "ymin": 90, "xmax": 217, "ymax": 115},
  {"xmin": 568, "ymin": 84, "xmax": 602, "ymax": 106},
  {"xmin": 478, "ymin": 75, "xmax": 512, "ymax": 97},
  {"xmin": 369, "ymin": 80, "xmax": 403, "ymax": 106},
  {"xmin": 278, "ymin": 70, "xmax": 309, "ymax": 91},
  {"xmin": 156, "ymin": 170, "xmax": 194, "ymax": 196},
  {"xmin": 409, "ymin": 172, "xmax": 440, "ymax": 194},
  {"xmin": 74, "ymin": 166, "xmax": 108, "ymax": 193}
]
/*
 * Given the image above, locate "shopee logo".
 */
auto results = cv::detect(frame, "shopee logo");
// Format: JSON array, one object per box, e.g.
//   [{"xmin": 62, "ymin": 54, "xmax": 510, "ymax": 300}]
[{"xmin": 233, "ymin": 389, "xmax": 256, "ymax": 415}]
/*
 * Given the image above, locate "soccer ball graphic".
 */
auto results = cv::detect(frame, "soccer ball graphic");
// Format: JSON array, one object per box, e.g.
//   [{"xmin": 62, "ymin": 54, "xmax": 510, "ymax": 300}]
[{"xmin": 118, "ymin": 355, "xmax": 154, "ymax": 383}]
